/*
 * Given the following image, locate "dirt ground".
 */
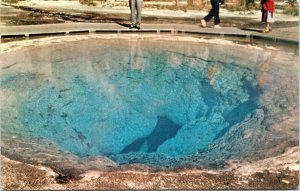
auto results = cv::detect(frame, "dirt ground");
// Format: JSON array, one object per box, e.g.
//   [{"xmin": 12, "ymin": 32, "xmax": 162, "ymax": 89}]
[
  {"xmin": 1, "ymin": 156, "xmax": 298, "ymax": 190},
  {"xmin": 0, "ymin": 3, "xmax": 298, "ymax": 29}
]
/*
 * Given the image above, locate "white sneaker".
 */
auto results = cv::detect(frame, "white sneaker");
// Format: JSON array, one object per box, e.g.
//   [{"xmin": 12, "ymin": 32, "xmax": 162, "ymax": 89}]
[
  {"xmin": 214, "ymin": 25, "xmax": 222, "ymax": 29},
  {"xmin": 200, "ymin": 19, "xmax": 206, "ymax": 27}
]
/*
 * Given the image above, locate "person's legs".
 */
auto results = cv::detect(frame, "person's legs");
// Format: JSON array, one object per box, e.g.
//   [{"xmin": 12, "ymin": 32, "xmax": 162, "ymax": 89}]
[
  {"xmin": 203, "ymin": 1, "xmax": 214, "ymax": 23},
  {"xmin": 212, "ymin": 0, "xmax": 220, "ymax": 25},
  {"xmin": 136, "ymin": 0, "xmax": 143, "ymax": 25},
  {"xmin": 261, "ymin": 10, "xmax": 267, "ymax": 23},
  {"xmin": 267, "ymin": 11, "xmax": 274, "ymax": 31},
  {"xmin": 261, "ymin": 10, "xmax": 271, "ymax": 32},
  {"xmin": 130, "ymin": 0, "xmax": 137, "ymax": 24},
  {"xmin": 202, "ymin": 0, "xmax": 220, "ymax": 27}
]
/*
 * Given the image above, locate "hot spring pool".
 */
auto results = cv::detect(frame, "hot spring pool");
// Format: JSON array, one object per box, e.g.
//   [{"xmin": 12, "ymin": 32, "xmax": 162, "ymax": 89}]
[{"xmin": 1, "ymin": 35, "xmax": 298, "ymax": 173}]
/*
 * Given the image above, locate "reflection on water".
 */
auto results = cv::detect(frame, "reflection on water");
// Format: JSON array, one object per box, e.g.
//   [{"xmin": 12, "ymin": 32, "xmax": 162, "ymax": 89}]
[{"xmin": 0, "ymin": 37, "xmax": 298, "ymax": 172}]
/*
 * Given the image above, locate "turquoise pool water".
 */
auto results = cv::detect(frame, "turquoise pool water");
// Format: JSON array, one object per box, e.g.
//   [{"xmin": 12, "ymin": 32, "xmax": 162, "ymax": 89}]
[{"xmin": 1, "ymin": 37, "xmax": 298, "ymax": 170}]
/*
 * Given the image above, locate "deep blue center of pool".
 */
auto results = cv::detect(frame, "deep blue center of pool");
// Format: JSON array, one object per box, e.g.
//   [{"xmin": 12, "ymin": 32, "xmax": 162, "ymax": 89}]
[{"xmin": 1, "ymin": 39, "xmax": 258, "ymax": 161}]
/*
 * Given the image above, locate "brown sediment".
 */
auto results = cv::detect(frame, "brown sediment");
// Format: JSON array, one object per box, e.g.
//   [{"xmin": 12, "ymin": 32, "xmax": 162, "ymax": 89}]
[
  {"xmin": 0, "ymin": 156, "xmax": 64, "ymax": 190},
  {"xmin": 64, "ymin": 170, "xmax": 299, "ymax": 189},
  {"xmin": 1, "ymin": 146, "xmax": 299, "ymax": 190}
]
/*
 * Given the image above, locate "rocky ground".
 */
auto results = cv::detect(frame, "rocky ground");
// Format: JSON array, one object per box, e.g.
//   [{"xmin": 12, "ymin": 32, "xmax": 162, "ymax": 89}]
[{"xmin": 1, "ymin": 151, "xmax": 299, "ymax": 190}]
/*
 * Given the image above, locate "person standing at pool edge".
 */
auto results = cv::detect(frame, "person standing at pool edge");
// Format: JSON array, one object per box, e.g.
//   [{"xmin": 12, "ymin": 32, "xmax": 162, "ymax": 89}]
[
  {"xmin": 129, "ymin": 0, "xmax": 143, "ymax": 29},
  {"xmin": 200, "ymin": 0, "xmax": 223, "ymax": 29},
  {"xmin": 261, "ymin": 0, "xmax": 275, "ymax": 33}
]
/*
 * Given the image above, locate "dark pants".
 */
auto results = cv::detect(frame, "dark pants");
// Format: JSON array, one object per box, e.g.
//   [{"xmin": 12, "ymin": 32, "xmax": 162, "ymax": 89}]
[{"xmin": 204, "ymin": 0, "xmax": 220, "ymax": 25}]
